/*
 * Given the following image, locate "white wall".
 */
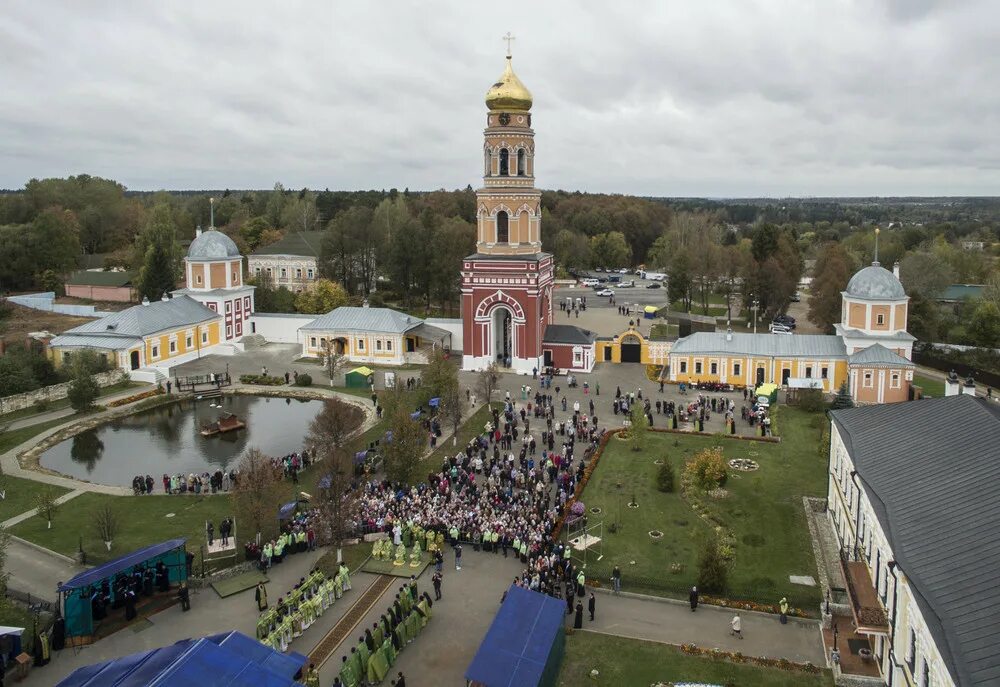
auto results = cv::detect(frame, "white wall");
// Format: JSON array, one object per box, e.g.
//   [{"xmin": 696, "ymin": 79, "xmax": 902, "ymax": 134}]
[
  {"xmin": 250, "ymin": 314, "xmax": 316, "ymax": 344},
  {"xmin": 424, "ymin": 318, "xmax": 463, "ymax": 352}
]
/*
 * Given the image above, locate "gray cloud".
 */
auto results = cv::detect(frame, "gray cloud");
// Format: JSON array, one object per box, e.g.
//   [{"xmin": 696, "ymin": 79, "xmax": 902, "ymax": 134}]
[{"xmin": 0, "ymin": 0, "xmax": 997, "ymax": 196}]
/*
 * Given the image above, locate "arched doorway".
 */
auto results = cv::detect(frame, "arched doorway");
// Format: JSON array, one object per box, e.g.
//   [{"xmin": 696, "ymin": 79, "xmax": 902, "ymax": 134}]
[
  {"xmin": 333, "ymin": 338, "xmax": 347, "ymax": 355},
  {"xmin": 756, "ymin": 367, "xmax": 766, "ymax": 386},
  {"xmin": 493, "ymin": 307, "xmax": 513, "ymax": 366},
  {"xmin": 620, "ymin": 335, "xmax": 642, "ymax": 363},
  {"xmin": 130, "ymin": 350, "xmax": 140, "ymax": 370}
]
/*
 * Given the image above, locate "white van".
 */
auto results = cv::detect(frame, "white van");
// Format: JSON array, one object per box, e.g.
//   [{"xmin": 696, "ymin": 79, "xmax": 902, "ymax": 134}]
[{"xmin": 580, "ymin": 278, "xmax": 599, "ymax": 287}]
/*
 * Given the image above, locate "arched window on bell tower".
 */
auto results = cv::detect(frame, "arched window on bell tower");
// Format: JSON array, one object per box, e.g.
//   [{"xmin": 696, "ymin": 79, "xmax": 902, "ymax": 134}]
[
  {"xmin": 517, "ymin": 149, "xmax": 526, "ymax": 176},
  {"xmin": 484, "ymin": 149, "xmax": 491, "ymax": 176},
  {"xmin": 496, "ymin": 211, "xmax": 509, "ymax": 243},
  {"xmin": 499, "ymin": 149, "xmax": 509, "ymax": 176}
]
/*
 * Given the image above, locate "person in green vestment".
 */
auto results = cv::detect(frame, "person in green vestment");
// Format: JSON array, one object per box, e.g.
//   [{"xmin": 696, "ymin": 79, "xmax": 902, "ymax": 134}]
[
  {"xmin": 416, "ymin": 597, "xmax": 432, "ymax": 627},
  {"xmin": 349, "ymin": 646, "xmax": 363, "ymax": 683},
  {"xmin": 367, "ymin": 642, "xmax": 389, "ymax": 683},
  {"xmin": 372, "ymin": 620, "xmax": 384, "ymax": 648},
  {"xmin": 405, "ymin": 609, "xmax": 420, "ymax": 642},
  {"xmin": 402, "ymin": 526, "xmax": 412, "ymax": 547},
  {"xmin": 304, "ymin": 663, "xmax": 320, "ymax": 687},
  {"xmin": 381, "ymin": 636, "xmax": 396, "ymax": 666},
  {"xmin": 256, "ymin": 614, "xmax": 269, "ymax": 640},
  {"xmin": 339, "ymin": 563, "xmax": 352, "ymax": 591},
  {"xmin": 357, "ymin": 636, "xmax": 370, "ymax": 668},
  {"xmin": 339, "ymin": 655, "xmax": 359, "ymax": 687}
]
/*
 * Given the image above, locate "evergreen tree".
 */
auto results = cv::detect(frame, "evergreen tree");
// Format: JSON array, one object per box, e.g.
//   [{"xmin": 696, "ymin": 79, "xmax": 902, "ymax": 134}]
[
  {"xmin": 697, "ymin": 537, "xmax": 728, "ymax": 594},
  {"xmin": 656, "ymin": 459, "xmax": 675, "ymax": 493},
  {"xmin": 67, "ymin": 364, "xmax": 99, "ymax": 412},
  {"xmin": 136, "ymin": 203, "xmax": 178, "ymax": 301},
  {"xmin": 830, "ymin": 382, "xmax": 854, "ymax": 410}
]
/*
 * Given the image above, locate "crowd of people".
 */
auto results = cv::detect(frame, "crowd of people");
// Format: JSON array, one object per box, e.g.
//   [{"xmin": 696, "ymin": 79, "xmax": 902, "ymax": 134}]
[{"xmin": 255, "ymin": 564, "xmax": 352, "ymax": 653}]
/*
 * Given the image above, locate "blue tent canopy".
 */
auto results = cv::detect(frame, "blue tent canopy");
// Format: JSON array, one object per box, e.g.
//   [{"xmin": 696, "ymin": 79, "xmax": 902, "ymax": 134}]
[
  {"xmin": 465, "ymin": 585, "xmax": 566, "ymax": 687},
  {"xmin": 428, "ymin": 397, "xmax": 440, "ymax": 407},
  {"xmin": 278, "ymin": 501, "xmax": 298, "ymax": 520},
  {"xmin": 59, "ymin": 539, "xmax": 187, "ymax": 592},
  {"xmin": 56, "ymin": 630, "xmax": 307, "ymax": 687},
  {"xmin": 410, "ymin": 410, "xmax": 421, "ymax": 420}
]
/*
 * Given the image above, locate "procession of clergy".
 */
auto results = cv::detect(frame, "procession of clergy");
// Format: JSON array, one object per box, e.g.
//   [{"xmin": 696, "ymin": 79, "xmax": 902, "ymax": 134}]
[{"xmin": 254, "ymin": 563, "xmax": 353, "ymax": 653}]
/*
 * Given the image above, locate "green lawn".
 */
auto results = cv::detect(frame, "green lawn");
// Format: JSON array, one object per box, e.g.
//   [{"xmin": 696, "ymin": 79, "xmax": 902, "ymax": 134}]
[
  {"xmin": 9, "ymin": 492, "xmax": 234, "ymax": 565},
  {"xmin": 578, "ymin": 406, "xmax": 828, "ymax": 610},
  {"xmin": 0, "ymin": 416, "xmax": 74, "ymax": 454},
  {"xmin": 315, "ymin": 542, "xmax": 371, "ymax": 577},
  {"xmin": 0, "ymin": 475, "xmax": 71, "ymax": 522},
  {"xmin": 913, "ymin": 374, "xmax": 945, "ymax": 398},
  {"xmin": 557, "ymin": 632, "xmax": 832, "ymax": 687},
  {"xmin": 0, "ymin": 381, "xmax": 146, "ymax": 423}
]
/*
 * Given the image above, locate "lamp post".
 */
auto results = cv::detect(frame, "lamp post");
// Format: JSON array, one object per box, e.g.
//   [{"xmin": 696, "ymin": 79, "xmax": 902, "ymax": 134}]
[
  {"xmin": 750, "ymin": 295, "xmax": 760, "ymax": 334},
  {"xmin": 209, "ymin": 197, "xmax": 215, "ymax": 229}
]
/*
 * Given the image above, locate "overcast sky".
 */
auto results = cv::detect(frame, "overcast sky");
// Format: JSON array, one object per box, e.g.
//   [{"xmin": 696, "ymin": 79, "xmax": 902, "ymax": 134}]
[{"xmin": 1, "ymin": 1, "xmax": 996, "ymax": 197}]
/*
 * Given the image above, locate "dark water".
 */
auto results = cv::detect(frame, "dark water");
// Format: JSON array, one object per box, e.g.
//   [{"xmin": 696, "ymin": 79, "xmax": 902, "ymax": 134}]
[{"xmin": 40, "ymin": 395, "xmax": 324, "ymax": 486}]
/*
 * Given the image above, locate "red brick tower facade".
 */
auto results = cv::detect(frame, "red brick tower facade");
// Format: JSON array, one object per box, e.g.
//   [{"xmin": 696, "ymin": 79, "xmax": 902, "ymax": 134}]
[{"xmin": 462, "ymin": 53, "xmax": 553, "ymax": 373}]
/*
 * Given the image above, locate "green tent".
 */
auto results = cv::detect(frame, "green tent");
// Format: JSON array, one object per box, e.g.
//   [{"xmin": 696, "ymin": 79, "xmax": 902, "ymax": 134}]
[{"xmin": 345, "ymin": 366, "xmax": 374, "ymax": 388}]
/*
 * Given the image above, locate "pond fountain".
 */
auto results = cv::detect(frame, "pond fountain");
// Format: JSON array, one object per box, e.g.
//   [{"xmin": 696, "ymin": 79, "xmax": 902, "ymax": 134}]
[{"xmin": 39, "ymin": 395, "xmax": 332, "ymax": 487}]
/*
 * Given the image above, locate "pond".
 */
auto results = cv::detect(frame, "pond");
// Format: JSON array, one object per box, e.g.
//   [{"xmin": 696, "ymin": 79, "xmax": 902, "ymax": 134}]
[{"xmin": 40, "ymin": 395, "xmax": 326, "ymax": 487}]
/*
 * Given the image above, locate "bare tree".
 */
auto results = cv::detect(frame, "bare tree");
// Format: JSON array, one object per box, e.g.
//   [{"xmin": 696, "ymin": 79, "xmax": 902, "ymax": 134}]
[
  {"xmin": 307, "ymin": 398, "xmax": 365, "ymax": 453},
  {"xmin": 438, "ymin": 377, "xmax": 464, "ymax": 445},
  {"xmin": 384, "ymin": 406, "xmax": 426, "ymax": 485},
  {"xmin": 322, "ymin": 341, "xmax": 349, "ymax": 383},
  {"xmin": 93, "ymin": 502, "xmax": 120, "ymax": 551},
  {"xmin": 315, "ymin": 445, "xmax": 358, "ymax": 558},
  {"xmin": 35, "ymin": 488, "xmax": 59, "ymax": 529},
  {"xmin": 230, "ymin": 447, "xmax": 284, "ymax": 542},
  {"xmin": 476, "ymin": 362, "xmax": 500, "ymax": 404}
]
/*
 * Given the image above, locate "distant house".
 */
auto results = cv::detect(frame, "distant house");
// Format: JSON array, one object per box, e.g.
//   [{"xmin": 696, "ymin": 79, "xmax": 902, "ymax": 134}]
[
  {"xmin": 961, "ymin": 240, "xmax": 985, "ymax": 251},
  {"xmin": 299, "ymin": 306, "xmax": 451, "ymax": 366},
  {"xmin": 248, "ymin": 231, "xmax": 324, "ymax": 292},
  {"xmin": 64, "ymin": 270, "xmax": 137, "ymax": 303},
  {"xmin": 936, "ymin": 284, "xmax": 984, "ymax": 304}
]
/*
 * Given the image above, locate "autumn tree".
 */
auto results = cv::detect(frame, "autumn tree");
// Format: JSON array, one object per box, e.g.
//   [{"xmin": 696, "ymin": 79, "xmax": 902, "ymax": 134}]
[
  {"xmin": 295, "ymin": 278, "xmax": 348, "ymax": 314},
  {"xmin": 384, "ymin": 406, "xmax": 426, "ymax": 485},
  {"xmin": 476, "ymin": 362, "xmax": 500, "ymax": 404},
  {"xmin": 808, "ymin": 242, "xmax": 853, "ymax": 332},
  {"xmin": 230, "ymin": 447, "xmax": 284, "ymax": 542},
  {"xmin": 307, "ymin": 398, "xmax": 365, "ymax": 451},
  {"xmin": 589, "ymin": 231, "xmax": 632, "ymax": 268}
]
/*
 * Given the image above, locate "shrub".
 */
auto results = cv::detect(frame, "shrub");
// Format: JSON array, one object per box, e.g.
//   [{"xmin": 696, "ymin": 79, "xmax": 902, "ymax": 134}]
[
  {"xmin": 295, "ymin": 373, "xmax": 313, "ymax": 387},
  {"xmin": 656, "ymin": 459, "xmax": 675, "ymax": 493},
  {"xmin": 239, "ymin": 374, "xmax": 285, "ymax": 386},
  {"xmin": 697, "ymin": 537, "xmax": 728, "ymax": 594},
  {"xmin": 685, "ymin": 447, "xmax": 728, "ymax": 490},
  {"xmin": 795, "ymin": 388, "xmax": 826, "ymax": 412},
  {"xmin": 33, "ymin": 399, "xmax": 50, "ymax": 412},
  {"xmin": 67, "ymin": 370, "xmax": 99, "ymax": 412},
  {"xmin": 830, "ymin": 382, "xmax": 854, "ymax": 409}
]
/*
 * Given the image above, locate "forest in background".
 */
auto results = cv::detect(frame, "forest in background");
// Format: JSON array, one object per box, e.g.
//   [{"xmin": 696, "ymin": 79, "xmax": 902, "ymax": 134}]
[{"xmin": 0, "ymin": 175, "xmax": 998, "ymax": 349}]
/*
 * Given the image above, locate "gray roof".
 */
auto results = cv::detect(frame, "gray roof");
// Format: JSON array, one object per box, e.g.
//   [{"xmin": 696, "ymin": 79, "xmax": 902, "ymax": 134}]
[
  {"xmin": 250, "ymin": 231, "xmax": 324, "ymax": 258},
  {"xmin": 187, "ymin": 229, "xmax": 240, "ymax": 261},
  {"xmin": 543, "ymin": 324, "xmax": 597, "ymax": 345},
  {"xmin": 670, "ymin": 332, "xmax": 846, "ymax": 358},
  {"xmin": 50, "ymin": 295, "xmax": 220, "ymax": 351},
  {"xmin": 830, "ymin": 395, "xmax": 1000, "ymax": 687},
  {"xmin": 65, "ymin": 269, "xmax": 135, "ymax": 287},
  {"xmin": 300, "ymin": 307, "xmax": 422, "ymax": 334},
  {"xmin": 172, "ymin": 285, "xmax": 255, "ymax": 298},
  {"xmin": 836, "ymin": 324, "xmax": 917, "ymax": 342},
  {"xmin": 845, "ymin": 263, "xmax": 906, "ymax": 300},
  {"xmin": 847, "ymin": 343, "xmax": 914, "ymax": 367}
]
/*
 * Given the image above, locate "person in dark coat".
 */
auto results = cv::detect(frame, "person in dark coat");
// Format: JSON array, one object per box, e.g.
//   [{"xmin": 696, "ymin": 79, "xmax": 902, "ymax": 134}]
[
  {"xmin": 588, "ymin": 593, "xmax": 596, "ymax": 621},
  {"xmin": 573, "ymin": 601, "xmax": 583, "ymax": 629},
  {"xmin": 177, "ymin": 583, "xmax": 190, "ymax": 611},
  {"xmin": 124, "ymin": 590, "xmax": 137, "ymax": 620},
  {"xmin": 689, "ymin": 586, "xmax": 699, "ymax": 612}
]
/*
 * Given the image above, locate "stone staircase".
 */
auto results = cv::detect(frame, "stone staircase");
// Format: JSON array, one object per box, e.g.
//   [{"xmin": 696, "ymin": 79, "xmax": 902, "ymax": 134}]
[{"xmin": 240, "ymin": 334, "xmax": 267, "ymax": 349}]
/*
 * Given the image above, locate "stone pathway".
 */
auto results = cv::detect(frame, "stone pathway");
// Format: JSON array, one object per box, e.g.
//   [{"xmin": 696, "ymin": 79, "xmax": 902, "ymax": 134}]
[{"xmin": 0, "ymin": 489, "xmax": 85, "ymax": 528}]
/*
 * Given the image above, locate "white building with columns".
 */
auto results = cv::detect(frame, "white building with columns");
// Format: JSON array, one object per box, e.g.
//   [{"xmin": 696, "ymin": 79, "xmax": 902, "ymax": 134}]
[{"xmin": 828, "ymin": 394, "xmax": 1000, "ymax": 687}]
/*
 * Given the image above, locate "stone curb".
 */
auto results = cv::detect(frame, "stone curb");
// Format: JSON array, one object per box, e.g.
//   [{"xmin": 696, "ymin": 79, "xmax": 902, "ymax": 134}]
[
  {"xmin": 591, "ymin": 586, "xmax": 820, "ymax": 627},
  {"xmin": 9, "ymin": 534, "xmax": 79, "ymax": 566}
]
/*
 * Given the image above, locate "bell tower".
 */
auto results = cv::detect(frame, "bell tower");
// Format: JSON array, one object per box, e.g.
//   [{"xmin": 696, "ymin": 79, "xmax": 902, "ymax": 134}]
[{"xmin": 462, "ymin": 37, "xmax": 554, "ymax": 374}]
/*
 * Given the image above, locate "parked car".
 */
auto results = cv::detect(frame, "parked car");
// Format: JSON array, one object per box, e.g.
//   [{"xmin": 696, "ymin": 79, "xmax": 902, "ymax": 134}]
[
  {"xmin": 580, "ymin": 278, "xmax": 599, "ymax": 287},
  {"xmin": 617, "ymin": 268, "xmax": 629, "ymax": 274},
  {"xmin": 619, "ymin": 280, "xmax": 635, "ymax": 288},
  {"xmin": 645, "ymin": 283, "xmax": 662, "ymax": 289},
  {"xmin": 596, "ymin": 288, "xmax": 615, "ymax": 297},
  {"xmin": 790, "ymin": 292, "xmax": 802, "ymax": 302},
  {"xmin": 774, "ymin": 313, "xmax": 796, "ymax": 324},
  {"xmin": 770, "ymin": 323, "xmax": 792, "ymax": 334}
]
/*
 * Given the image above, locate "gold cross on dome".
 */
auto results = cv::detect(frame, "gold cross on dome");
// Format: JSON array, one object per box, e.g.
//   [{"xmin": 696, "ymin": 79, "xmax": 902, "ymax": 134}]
[{"xmin": 502, "ymin": 32, "xmax": 515, "ymax": 57}]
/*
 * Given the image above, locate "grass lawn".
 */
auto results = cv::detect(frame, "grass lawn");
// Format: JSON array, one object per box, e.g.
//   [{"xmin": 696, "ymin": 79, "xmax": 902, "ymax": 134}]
[
  {"xmin": 0, "ymin": 475, "xmax": 71, "ymax": 522},
  {"xmin": 315, "ymin": 542, "xmax": 371, "ymax": 577},
  {"xmin": 913, "ymin": 374, "xmax": 945, "ymax": 398},
  {"xmin": 0, "ymin": 417, "xmax": 74, "ymax": 454},
  {"xmin": 0, "ymin": 381, "xmax": 147, "ymax": 423},
  {"xmin": 578, "ymin": 406, "xmax": 828, "ymax": 609},
  {"xmin": 557, "ymin": 632, "xmax": 833, "ymax": 687},
  {"xmin": 9, "ymin": 492, "xmax": 234, "ymax": 565}
]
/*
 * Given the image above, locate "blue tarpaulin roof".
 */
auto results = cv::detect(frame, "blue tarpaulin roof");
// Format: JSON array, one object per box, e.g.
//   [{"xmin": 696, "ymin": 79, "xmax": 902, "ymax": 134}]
[
  {"xmin": 278, "ymin": 501, "xmax": 298, "ymax": 520},
  {"xmin": 56, "ymin": 631, "xmax": 307, "ymax": 687},
  {"xmin": 465, "ymin": 585, "xmax": 565, "ymax": 687},
  {"xmin": 58, "ymin": 539, "xmax": 187, "ymax": 592}
]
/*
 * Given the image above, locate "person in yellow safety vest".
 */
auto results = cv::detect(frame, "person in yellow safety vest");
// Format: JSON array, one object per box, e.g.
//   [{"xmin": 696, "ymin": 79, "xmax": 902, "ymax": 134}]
[
  {"xmin": 490, "ymin": 530, "xmax": 499, "ymax": 553},
  {"xmin": 273, "ymin": 537, "xmax": 284, "ymax": 563},
  {"xmin": 449, "ymin": 526, "xmax": 459, "ymax": 544},
  {"xmin": 482, "ymin": 528, "xmax": 492, "ymax": 552},
  {"xmin": 519, "ymin": 539, "xmax": 528, "ymax": 562},
  {"xmin": 779, "ymin": 597, "xmax": 789, "ymax": 624}
]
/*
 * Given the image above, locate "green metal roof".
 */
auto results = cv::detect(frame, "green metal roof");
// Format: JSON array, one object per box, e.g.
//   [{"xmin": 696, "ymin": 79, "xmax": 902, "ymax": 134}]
[{"xmin": 65, "ymin": 270, "xmax": 135, "ymax": 287}]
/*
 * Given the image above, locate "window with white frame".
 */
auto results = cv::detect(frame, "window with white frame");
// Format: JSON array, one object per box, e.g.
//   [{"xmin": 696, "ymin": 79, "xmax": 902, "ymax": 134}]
[
  {"xmin": 357, "ymin": 339, "xmax": 365, "ymax": 351},
  {"xmin": 733, "ymin": 362, "xmax": 741, "ymax": 376},
  {"xmin": 694, "ymin": 361, "xmax": 702, "ymax": 374},
  {"xmin": 376, "ymin": 340, "xmax": 382, "ymax": 351},
  {"xmin": 307, "ymin": 268, "xmax": 314, "ymax": 279},
  {"xmin": 863, "ymin": 372, "xmax": 873, "ymax": 387},
  {"xmin": 169, "ymin": 339, "xmax": 177, "ymax": 354},
  {"xmin": 296, "ymin": 268, "xmax": 302, "ymax": 279},
  {"xmin": 280, "ymin": 268, "xmax": 287, "ymax": 279},
  {"xmin": 573, "ymin": 350, "xmax": 582, "ymax": 364},
  {"xmin": 821, "ymin": 366, "xmax": 828, "ymax": 379},
  {"xmin": 710, "ymin": 361, "xmax": 717, "ymax": 375},
  {"xmin": 196, "ymin": 274, "xmax": 202, "ymax": 285},
  {"xmin": 679, "ymin": 361, "xmax": 687, "ymax": 373},
  {"xmin": 805, "ymin": 366, "xmax": 812, "ymax": 378},
  {"xmin": 151, "ymin": 344, "xmax": 159, "ymax": 359},
  {"xmin": 386, "ymin": 339, "xmax": 392, "ymax": 351},
  {"xmin": 186, "ymin": 333, "xmax": 193, "ymax": 349},
  {"xmin": 226, "ymin": 324, "xmax": 232, "ymax": 338},
  {"xmin": 877, "ymin": 313, "xmax": 885, "ymax": 325},
  {"xmin": 310, "ymin": 337, "xmax": 317, "ymax": 347},
  {"xmin": 202, "ymin": 330, "xmax": 209, "ymax": 344},
  {"xmin": 890, "ymin": 373, "xmax": 900, "ymax": 388},
  {"xmin": 225, "ymin": 301, "xmax": 232, "ymax": 314},
  {"xmin": 255, "ymin": 267, "xmax": 261, "ymax": 275}
]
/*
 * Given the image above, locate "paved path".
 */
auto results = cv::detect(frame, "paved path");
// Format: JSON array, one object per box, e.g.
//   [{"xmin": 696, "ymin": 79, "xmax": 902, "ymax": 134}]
[
  {"xmin": 2, "ymin": 385, "xmax": 153, "ymax": 433},
  {"xmin": 6, "ymin": 536, "xmax": 82, "ymax": 604},
  {"xmin": 588, "ymin": 589, "xmax": 826, "ymax": 665}
]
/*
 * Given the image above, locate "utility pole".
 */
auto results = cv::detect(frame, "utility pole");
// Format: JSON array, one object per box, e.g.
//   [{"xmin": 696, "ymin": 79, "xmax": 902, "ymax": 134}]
[{"xmin": 751, "ymin": 295, "xmax": 760, "ymax": 334}]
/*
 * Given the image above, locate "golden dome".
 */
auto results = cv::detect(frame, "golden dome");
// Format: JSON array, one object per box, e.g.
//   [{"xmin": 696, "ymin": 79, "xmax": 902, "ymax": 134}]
[{"xmin": 485, "ymin": 56, "xmax": 533, "ymax": 111}]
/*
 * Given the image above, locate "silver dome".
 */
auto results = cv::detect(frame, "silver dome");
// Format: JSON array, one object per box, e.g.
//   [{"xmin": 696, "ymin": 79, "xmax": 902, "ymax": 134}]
[
  {"xmin": 187, "ymin": 229, "xmax": 240, "ymax": 260},
  {"xmin": 845, "ymin": 263, "xmax": 906, "ymax": 300}
]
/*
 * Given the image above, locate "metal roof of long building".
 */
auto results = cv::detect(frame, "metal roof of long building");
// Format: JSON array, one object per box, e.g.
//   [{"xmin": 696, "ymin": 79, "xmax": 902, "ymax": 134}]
[
  {"xmin": 300, "ymin": 306, "xmax": 422, "ymax": 334},
  {"xmin": 830, "ymin": 395, "xmax": 1000, "ymax": 687},
  {"xmin": 670, "ymin": 331, "xmax": 847, "ymax": 358},
  {"xmin": 50, "ymin": 295, "xmax": 220, "ymax": 351},
  {"xmin": 250, "ymin": 231, "xmax": 324, "ymax": 258}
]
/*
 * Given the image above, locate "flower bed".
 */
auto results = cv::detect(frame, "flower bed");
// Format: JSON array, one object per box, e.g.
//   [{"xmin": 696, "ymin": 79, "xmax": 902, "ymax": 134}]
[
  {"xmin": 699, "ymin": 595, "xmax": 810, "ymax": 619},
  {"xmin": 238, "ymin": 374, "xmax": 285, "ymax": 386},
  {"xmin": 678, "ymin": 643, "xmax": 820, "ymax": 673},
  {"xmin": 106, "ymin": 388, "xmax": 164, "ymax": 408},
  {"xmin": 728, "ymin": 458, "xmax": 759, "ymax": 471}
]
